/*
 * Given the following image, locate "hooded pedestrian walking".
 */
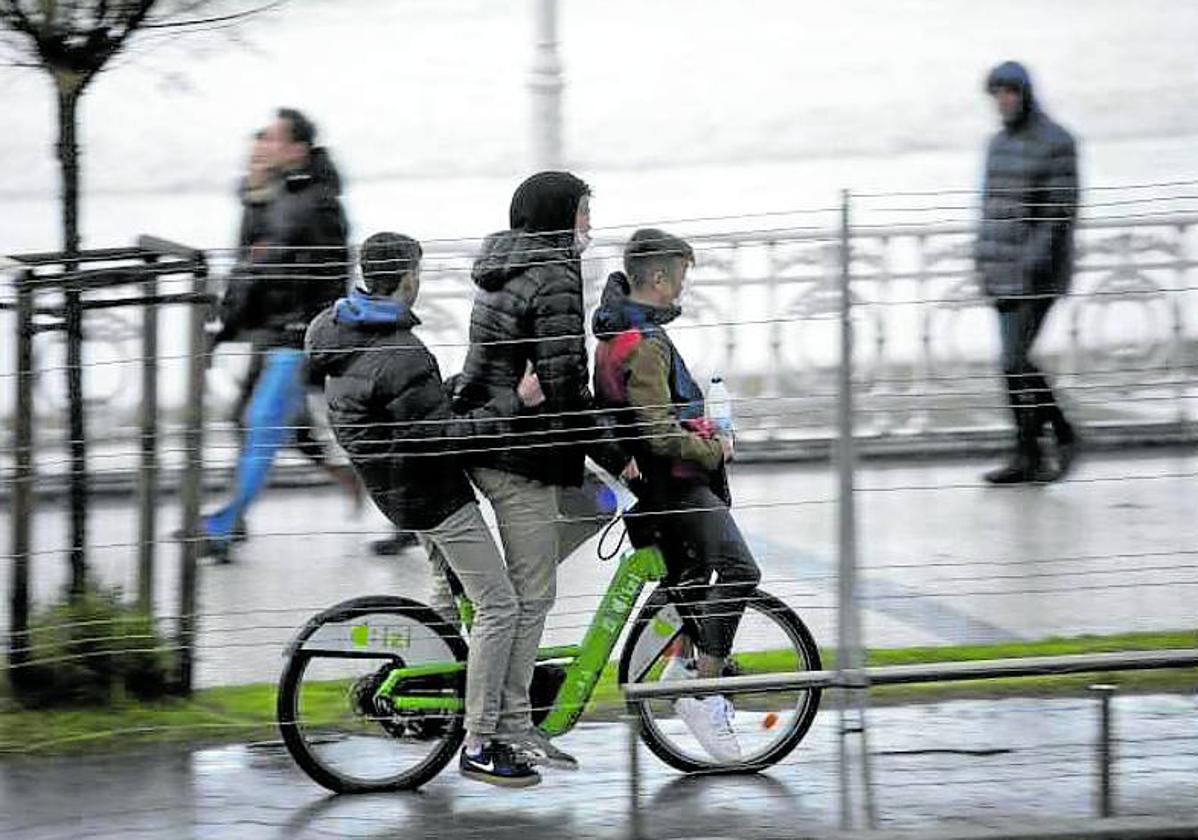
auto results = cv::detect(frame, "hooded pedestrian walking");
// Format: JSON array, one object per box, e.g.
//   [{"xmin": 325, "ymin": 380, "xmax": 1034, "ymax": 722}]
[{"xmin": 976, "ymin": 61, "xmax": 1080, "ymax": 483}]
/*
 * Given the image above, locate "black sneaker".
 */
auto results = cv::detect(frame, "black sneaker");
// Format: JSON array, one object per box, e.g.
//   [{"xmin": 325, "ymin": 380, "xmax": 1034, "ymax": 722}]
[
  {"xmin": 370, "ymin": 532, "xmax": 420, "ymax": 556},
  {"xmin": 459, "ymin": 742, "xmax": 541, "ymax": 788},
  {"xmin": 231, "ymin": 518, "xmax": 249, "ymax": 544},
  {"xmin": 171, "ymin": 528, "xmax": 233, "ymax": 563},
  {"xmin": 983, "ymin": 459, "xmax": 1053, "ymax": 485},
  {"xmin": 200, "ymin": 536, "xmax": 233, "ymax": 564}
]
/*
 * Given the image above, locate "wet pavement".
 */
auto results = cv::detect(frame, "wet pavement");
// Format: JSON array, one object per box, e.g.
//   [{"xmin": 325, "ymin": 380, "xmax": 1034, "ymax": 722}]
[
  {"xmin": 3, "ymin": 451, "xmax": 1197, "ymax": 689},
  {"xmin": 2, "ymin": 694, "xmax": 1196, "ymax": 839}
]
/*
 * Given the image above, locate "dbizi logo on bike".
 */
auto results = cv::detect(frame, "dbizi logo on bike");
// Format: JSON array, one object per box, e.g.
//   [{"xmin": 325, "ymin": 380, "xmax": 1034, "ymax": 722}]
[{"xmin": 350, "ymin": 623, "xmax": 411, "ymax": 650}]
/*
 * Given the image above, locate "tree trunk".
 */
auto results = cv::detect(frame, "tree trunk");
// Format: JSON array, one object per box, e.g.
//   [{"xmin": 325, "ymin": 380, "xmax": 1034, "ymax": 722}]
[
  {"xmin": 56, "ymin": 80, "xmax": 82, "ymax": 257},
  {"xmin": 57, "ymin": 78, "xmax": 89, "ymax": 601}
]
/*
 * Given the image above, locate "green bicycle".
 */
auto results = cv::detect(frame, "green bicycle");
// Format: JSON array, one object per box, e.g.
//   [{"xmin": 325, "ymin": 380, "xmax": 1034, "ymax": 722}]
[{"xmin": 277, "ymin": 544, "xmax": 822, "ymax": 793}]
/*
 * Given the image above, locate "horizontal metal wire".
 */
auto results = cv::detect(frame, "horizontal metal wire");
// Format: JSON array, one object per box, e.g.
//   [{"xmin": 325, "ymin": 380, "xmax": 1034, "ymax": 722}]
[
  {"xmin": 8, "ymin": 588, "xmax": 1194, "ymax": 664},
  {"xmin": 8, "ymin": 363, "xmax": 1197, "ymax": 449},
  {"xmin": 19, "ymin": 395, "xmax": 1198, "ymax": 465}
]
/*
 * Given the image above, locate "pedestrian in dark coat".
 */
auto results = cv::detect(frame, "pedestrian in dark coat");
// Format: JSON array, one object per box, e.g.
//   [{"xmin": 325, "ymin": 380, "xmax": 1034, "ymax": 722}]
[
  {"xmin": 198, "ymin": 109, "xmax": 353, "ymax": 558},
  {"xmin": 976, "ymin": 61, "xmax": 1079, "ymax": 483}
]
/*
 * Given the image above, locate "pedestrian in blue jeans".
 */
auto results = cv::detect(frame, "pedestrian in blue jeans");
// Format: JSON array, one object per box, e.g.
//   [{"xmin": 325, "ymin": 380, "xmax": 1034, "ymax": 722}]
[
  {"xmin": 200, "ymin": 348, "xmax": 308, "ymax": 557},
  {"xmin": 197, "ymin": 108, "xmax": 349, "ymax": 559}
]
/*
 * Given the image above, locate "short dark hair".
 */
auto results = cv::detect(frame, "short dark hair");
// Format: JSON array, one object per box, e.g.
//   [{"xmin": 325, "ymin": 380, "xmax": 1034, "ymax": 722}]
[
  {"xmin": 624, "ymin": 228, "xmax": 694, "ymax": 287},
  {"xmin": 359, "ymin": 232, "xmax": 423, "ymax": 296},
  {"xmin": 277, "ymin": 107, "xmax": 317, "ymax": 145}
]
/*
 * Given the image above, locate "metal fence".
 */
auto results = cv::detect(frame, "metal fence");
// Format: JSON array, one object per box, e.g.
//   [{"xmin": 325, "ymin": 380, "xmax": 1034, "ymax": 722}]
[
  {"xmin": 2, "ymin": 184, "xmax": 1197, "ymax": 839},
  {"xmin": 3, "ymin": 203, "xmax": 1196, "ymax": 461}
]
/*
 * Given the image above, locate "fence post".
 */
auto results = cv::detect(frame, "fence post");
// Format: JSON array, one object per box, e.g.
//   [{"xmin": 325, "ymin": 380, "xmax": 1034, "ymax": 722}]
[
  {"xmin": 836, "ymin": 187, "xmax": 856, "ymax": 830},
  {"xmin": 9, "ymin": 271, "xmax": 36, "ymax": 675},
  {"xmin": 836, "ymin": 189, "xmax": 876, "ymax": 829},
  {"xmin": 1091, "ymin": 683, "xmax": 1117, "ymax": 818},
  {"xmin": 1170, "ymin": 223, "xmax": 1188, "ymax": 426},
  {"xmin": 64, "ymin": 281, "xmax": 88, "ymax": 600},
  {"xmin": 627, "ymin": 714, "xmax": 643, "ymax": 840},
  {"xmin": 137, "ymin": 260, "xmax": 159, "ymax": 615},
  {"xmin": 177, "ymin": 261, "xmax": 208, "ymax": 694}
]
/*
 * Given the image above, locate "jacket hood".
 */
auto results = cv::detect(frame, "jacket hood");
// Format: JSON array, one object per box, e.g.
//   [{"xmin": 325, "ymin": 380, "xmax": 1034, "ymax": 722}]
[
  {"xmin": 285, "ymin": 146, "xmax": 343, "ymax": 196},
  {"xmin": 592, "ymin": 271, "xmax": 681, "ymax": 337},
  {"xmin": 305, "ymin": 289, "xmax": 418, "ymax": 377},
  {"xmin": 986, "ymin": 61, "xmax": 1038, "ymax": 127},
  {"xmin": 471, "ymin": 229, "xmax": 575, "ymax": 291},
  {"xmin": 509, "ymin": 171, "xmax": 590, "ymax": 234}
]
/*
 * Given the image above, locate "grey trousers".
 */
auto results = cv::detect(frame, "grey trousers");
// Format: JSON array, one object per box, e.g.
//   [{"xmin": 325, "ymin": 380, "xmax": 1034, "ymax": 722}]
[
  {"xmin": 466, "ymin": 467, "xmax": 608, "ymax": 734},
  {"xmin": 420, "ymin": 501, "xmax": 518, "ymax": 739}
]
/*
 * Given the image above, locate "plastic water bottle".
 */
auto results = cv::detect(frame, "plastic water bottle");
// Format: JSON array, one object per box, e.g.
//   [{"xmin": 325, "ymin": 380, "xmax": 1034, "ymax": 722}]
[{"xmin": 707, "ymin": 375, "xmax": 734, "ymax": 437}]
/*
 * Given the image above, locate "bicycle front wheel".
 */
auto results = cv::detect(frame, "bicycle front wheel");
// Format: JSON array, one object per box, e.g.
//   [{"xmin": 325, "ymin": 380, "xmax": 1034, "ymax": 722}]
[
  {"xmin": 619, "ymin": 587, "xmax": 822, "ymax": 774},
  {"xmin": 277, "ymin": 595, "xmax": 467, "ymax": 793}
]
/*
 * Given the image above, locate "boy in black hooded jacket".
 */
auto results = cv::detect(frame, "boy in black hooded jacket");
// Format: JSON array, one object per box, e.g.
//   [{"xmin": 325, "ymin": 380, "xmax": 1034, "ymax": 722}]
[{"xmin": 306, "ymin": 232, "xmax": 548, "ymax": 788}]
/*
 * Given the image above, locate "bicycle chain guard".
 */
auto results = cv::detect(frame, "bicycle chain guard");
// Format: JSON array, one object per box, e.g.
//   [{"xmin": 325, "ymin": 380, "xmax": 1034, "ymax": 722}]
[{"xmin": 350, "ymin": 663, "xmax": 454, "ymax": 741}]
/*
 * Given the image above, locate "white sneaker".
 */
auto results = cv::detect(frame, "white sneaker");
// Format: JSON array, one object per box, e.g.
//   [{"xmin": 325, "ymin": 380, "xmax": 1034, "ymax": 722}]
[
  {"xmin": 659, "ymin": 657, "xmax": 696, "ymax": 683},
  {"xmin": 674, "ymin": 695, "xmax": 743, "ymax": 764}
]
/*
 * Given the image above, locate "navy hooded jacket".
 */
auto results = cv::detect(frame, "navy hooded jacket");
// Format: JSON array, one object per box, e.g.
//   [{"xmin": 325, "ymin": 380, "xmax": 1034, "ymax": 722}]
[
  {"xmin": 306, "ymin": 289, "xmax": 521, "ymax": 531},
  {"xmin": 976, "ymin": 61, "xmax": 1080, "ymax": 300}
]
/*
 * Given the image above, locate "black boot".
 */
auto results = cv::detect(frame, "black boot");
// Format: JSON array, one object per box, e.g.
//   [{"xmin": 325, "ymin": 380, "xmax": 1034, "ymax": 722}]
[
  {"xmin": 1045, "ymin": 405, "xmax": 1078, "ymax": 481},
  {"xmin": 1027, "ymin": 373, "xmax": 1078, "ymax": 481},
  {"xmin": 1046, "ymin": 404, "xmax": 1078, "ymax": 480},
  {"xmin": 986, "ymin": 380, "xmax": 1050, "ymax": 484},
  {"xmin": 1025, "ymin": 383, "xmax": 1082, "ymax": 481},
  {"xmin": 1054, "ymin": 432, "xmax": 1078, "ymax": 481}
]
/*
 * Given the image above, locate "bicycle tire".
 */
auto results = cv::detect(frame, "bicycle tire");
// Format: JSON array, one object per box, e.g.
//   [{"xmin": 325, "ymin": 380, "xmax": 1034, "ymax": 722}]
[
  {"xmin": 277, "ymin": 595, "xmax": 467, "ymax": 793},
  {"xmin": 618, "ymin": 586, "xmax": 822, "ymax": 774}
]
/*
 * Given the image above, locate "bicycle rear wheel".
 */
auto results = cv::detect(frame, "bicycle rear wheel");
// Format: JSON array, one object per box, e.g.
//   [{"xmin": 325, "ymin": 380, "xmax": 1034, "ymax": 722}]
[
  {"xmin": 277, "ymin": 595, "xmax": 467, "ymax": 793},
  {"xmin": 619, "ymin": 587, "xmax": 822, "ymax": 774}
]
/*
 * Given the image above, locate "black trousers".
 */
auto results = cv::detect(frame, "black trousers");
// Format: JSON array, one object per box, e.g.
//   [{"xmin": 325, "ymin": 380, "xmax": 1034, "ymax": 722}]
[
  {"xmin": 631, "ymin": 483, "xmax": 761, "ymax": 659},
  {"xmin": 995, "ymin": 297, "xmax": 1074, "ymax": 462}
]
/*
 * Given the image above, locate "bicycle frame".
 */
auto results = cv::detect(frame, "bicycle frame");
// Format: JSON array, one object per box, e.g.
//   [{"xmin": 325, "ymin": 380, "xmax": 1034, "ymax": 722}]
[{"xmin": 373, "ymin": 545, "xmax": 668, "ymax": 737}]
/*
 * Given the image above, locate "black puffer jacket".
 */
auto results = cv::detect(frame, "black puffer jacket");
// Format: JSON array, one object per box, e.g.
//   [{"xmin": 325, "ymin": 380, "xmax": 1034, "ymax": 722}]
[
  {"xmin": 455, "ymin": 173, "xmax": 594, "ymax": 487},
  {"xmin": 236, "ymin": 176, "xmax": 278, "ymax": 251},
  {"xmin": 306, "ymin": 290, "xmax": 522, "ymax": 532},
  {"xmin": 215, "ymin": 178, "xmax": 278, "ymax": 346},
  {"xmin": 976, "ymin": 61, "xmax": 1079, "ymax": 300},
  {"xmin": 219, "ymin": 148, "xmax": 350, "ymax": 348}
]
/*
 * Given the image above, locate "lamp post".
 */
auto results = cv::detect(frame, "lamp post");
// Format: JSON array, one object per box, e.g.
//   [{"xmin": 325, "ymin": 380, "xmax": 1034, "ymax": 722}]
[{"xmin": 529, "ymin": 0, "xmax": 564, "ymax": 170}]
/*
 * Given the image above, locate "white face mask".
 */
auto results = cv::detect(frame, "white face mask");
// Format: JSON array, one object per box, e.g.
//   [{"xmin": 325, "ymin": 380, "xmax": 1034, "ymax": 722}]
[{"xmin": 573, "ymin": 228, "xmax": 592, "ymax": 255}]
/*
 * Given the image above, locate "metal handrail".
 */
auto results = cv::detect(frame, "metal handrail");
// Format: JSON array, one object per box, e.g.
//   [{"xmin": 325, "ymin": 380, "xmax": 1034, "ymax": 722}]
[{"xmin": 623, "ymin": 647, "xmax": 1198, "ymax": 700}]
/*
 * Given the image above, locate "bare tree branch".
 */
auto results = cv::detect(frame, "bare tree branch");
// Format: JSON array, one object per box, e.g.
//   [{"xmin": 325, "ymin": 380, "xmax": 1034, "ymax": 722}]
[
  {"xmin": 95, "ymin": 0, "xmax": 157, "ymax": 74},
  {"xmin": 141, "ymin": 0, "xmax": 286, "ymax": 31},
  {"xmin": 0, "ymin": 1, "xmax": 40, "ymax": 38}
]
